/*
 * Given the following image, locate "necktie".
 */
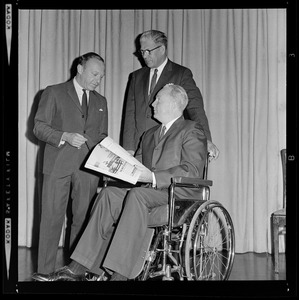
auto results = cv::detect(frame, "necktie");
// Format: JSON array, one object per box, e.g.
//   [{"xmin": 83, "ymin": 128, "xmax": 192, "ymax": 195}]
[
  {"xmin": 159, "ymin": 125, "xmax": 166, "ymax": 142},
  {"xmin": 82, "ymin": 89, "xmax": 88, "ymax": 120},
  {"xmin": 149, "ymin": 69, "xmax": 158, "ymax": 95}
]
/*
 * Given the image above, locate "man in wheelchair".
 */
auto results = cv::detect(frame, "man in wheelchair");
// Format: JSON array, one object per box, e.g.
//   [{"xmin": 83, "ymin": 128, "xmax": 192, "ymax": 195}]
[{"xmin": 32, "ymin": 83, "xmax": 209, "ymax": 281}]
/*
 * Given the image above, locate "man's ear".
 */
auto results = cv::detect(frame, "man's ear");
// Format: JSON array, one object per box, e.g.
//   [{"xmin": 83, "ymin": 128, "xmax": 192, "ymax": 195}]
[
  {"xmin": 170, "ymin": 100, "xmax": 177, "ymax": 112},
  {"xmin": 77, "ymin": 64, "xmax": 83, "ymax": 75}
]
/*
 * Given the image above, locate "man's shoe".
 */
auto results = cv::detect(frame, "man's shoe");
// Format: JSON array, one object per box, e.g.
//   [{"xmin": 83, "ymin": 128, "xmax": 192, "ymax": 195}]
[
  {"xmin": 85, "ymin": 271, "xmax": 109, "ymax": 281},
  {"xmin": 32, "ymin": 266, "xmax": 86, "ymax": 282},
  {"xmin": 110, "ymin": 272, "xmax": 128, "ymax": 281}
]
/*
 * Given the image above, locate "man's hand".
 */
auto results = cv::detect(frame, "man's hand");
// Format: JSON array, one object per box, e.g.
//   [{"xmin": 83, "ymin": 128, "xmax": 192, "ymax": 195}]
[
  {"xmin": 207, "ymin": 140, "xmax": 220, "ymax": 161},
  {"xmin": 127, "ymin": 150, "xmax": 135, "ymax": 156},
  {"xmin": 136, "ymin": 166, "xmax": 153, "ymax": 183},
  {"xmin": 63, "ymin": 132, "xmax": 87, "ymax": 149}
]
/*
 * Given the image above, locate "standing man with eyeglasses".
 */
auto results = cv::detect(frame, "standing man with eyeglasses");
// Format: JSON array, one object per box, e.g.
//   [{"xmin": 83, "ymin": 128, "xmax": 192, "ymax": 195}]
[
  {"xmin": 33, "ymin": 52, "xmax": 108, "ymax": 275},
  {"xmin": 121, "ymin": 29, "xmax": 219, "ymax": 160}
]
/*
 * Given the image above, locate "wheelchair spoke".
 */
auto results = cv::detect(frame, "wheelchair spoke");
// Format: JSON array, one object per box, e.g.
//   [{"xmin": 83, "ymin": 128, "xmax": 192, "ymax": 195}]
[
  {"xmin": 184, "ymin": 202, "xmax": 235, "ymax": 281},
  {"xmin": 194, "ymin": 248, "xmax": 228, "ymax": 280},
  {"xmin": 137, "ymin": 201, "xmax": 235, "ymax": 281}
]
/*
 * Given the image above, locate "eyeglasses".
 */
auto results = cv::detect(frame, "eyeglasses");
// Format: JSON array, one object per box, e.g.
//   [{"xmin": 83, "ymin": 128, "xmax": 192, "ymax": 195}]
[{"xmin": 139, "ymin": 45, "xmax": 162, "ymax": 56}]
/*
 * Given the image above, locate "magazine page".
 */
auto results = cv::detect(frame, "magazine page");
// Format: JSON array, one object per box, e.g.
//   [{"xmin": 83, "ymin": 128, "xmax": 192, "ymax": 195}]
[
  {"xmin": 100, "ymin": 136, "xmax": 146, "ymax": 169},
  {"xmin": 85, "ymin": 143, "xmax": 141, "ymax": 184}
]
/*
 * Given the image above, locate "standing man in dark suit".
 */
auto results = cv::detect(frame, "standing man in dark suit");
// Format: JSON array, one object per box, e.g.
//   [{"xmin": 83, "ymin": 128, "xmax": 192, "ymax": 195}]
[
  {"xmin": 33, "ymin": 52, "xmax": 108, "ymax": 274},
  {"xmin": 122, "ymin": 29, "xmax": 219, "ymax": 160},
  {"xmin": 32, "ymin": 83, "xmax": 207, "ymax": 281}
]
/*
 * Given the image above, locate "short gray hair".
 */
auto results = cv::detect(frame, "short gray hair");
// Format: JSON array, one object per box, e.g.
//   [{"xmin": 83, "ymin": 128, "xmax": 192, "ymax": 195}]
[
  {"xmin": 164, "ymin": 83, "xmax": 188, "ymax": 111},
  {"xmin": 140, "ymin": 30, "xmax": 168, "ymax": 49}
]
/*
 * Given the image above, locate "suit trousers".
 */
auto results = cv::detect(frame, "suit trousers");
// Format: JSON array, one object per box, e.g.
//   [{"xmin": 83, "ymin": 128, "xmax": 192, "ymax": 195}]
[
  {"xmin": 71, "ymin": 186, "xmax": 169, "ymax": 278},
  {"xmin": 37, "ymin": 170, "xmax": 99, "ymax": 273}
]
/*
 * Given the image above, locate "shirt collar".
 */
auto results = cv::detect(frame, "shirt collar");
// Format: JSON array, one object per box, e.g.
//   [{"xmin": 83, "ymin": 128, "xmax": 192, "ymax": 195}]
[
  {"xmin": 73, "ymin": 78, "xmax": 89, "ymax": 97},
  {"xmin": 163, "ymin": 115, "xmax": 181, "ymax": 133},
  {"xmin": 151, "ymin": 57, "xmax": 168, "ymax": 76}
]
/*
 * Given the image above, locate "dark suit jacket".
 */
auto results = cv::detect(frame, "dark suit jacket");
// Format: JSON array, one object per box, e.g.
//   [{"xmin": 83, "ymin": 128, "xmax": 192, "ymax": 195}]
[
  {"xmin": 135, "ymin": 116, "xmax": 207, "ymax": 195},
  {"xmin": 122, "ymin": 59, "xmax": 212, "ymax": 151},
  {"xmin": 34, "ymin": 80, "xmax": 108, "ymax": 177}
]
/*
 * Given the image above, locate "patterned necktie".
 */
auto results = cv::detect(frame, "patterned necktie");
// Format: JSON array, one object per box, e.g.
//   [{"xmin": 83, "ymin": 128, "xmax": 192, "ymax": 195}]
[
  {"xmin": 149, "ymin": 69, "xmax": 158, "ymax": 95},
  {"xmin": 82, "ymin": 89, "xmax": 88, "ymax": 120},
  {"xmin": 159, "ymin": 125, "xmax": 166, "ymax": 142}
]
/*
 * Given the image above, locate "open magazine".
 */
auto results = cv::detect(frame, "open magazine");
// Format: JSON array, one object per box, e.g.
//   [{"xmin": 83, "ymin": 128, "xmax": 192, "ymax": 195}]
[{"xmin": 85, "ymin": 136, "xmax": 150, "ymax": 184}]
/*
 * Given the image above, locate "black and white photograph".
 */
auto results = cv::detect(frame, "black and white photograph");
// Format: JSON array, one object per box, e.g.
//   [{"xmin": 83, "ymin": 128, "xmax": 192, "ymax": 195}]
[{"xmin": 2, "ymin": 0, "xmax": 297, "ymax": 297}]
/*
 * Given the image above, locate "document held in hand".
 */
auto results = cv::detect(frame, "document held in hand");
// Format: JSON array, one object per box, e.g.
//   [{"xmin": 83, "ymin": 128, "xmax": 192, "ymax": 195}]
[{"xmin": 85, "ymin": 136, "xmax": 150, "ymax": 184}]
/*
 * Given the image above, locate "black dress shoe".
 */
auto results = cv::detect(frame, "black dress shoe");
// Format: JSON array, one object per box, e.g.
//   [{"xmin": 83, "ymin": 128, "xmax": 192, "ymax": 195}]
[{"xmin": 32, "ymin": 266, "xmax": 86, "ymax": 282}]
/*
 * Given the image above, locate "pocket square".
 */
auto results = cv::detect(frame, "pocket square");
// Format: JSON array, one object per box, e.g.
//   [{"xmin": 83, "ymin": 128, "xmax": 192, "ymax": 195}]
[{"xmin": 99, "ymin": 108, "xmax": 103, "ymax": 111}]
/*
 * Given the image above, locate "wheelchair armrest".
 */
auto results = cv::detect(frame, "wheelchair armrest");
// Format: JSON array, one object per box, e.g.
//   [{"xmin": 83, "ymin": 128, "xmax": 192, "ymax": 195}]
[
  {"xmin": 168, "ymin": 176, "xmax": 212, "ymax": 234},
  {"xmin": 102, "ymin": 176, "xmax": 135, "ymax": 189},
  {"xmin": 171, "ymin": 176, "xmax": 213, "ymax": 187}
]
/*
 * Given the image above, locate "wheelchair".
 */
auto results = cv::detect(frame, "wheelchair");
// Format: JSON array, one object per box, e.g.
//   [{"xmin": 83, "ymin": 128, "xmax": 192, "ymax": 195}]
[{"xmin": 103, "ymin": 157, "xmax": 235, "ymax": 281}]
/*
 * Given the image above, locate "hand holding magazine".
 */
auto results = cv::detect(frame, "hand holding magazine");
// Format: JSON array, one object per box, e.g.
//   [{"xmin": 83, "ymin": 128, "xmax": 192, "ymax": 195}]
[{"xmin": 85, "ymin": 136, "xmax": 150, "ymax": 184}]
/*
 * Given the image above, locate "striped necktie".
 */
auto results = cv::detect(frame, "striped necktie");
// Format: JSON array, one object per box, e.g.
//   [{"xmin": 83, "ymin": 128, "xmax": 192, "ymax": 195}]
[
  {"xmin": 159, "ymin": 125, "xmax": 166, "ymax": 142},
  {"xmin": 149, "ymin": 69, "xmax": 158, "ymax": 95}
]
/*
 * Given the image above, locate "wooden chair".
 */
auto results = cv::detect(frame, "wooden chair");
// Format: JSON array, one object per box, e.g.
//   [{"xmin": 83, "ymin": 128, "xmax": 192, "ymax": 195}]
[{"xmin": 271, "ymin": 149, "xmax": 286, "ymax": 273}]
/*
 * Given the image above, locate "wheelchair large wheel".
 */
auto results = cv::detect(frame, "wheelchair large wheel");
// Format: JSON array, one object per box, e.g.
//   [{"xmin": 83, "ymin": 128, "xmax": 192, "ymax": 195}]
[{"xmin": 184, "ymin": 200, "xmax": 235, "ymax": 280}]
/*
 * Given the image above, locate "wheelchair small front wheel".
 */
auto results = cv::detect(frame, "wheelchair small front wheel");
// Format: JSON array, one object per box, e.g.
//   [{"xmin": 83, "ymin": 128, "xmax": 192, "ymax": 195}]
[{"xmin": 184, "ymin": 200, "xmax": 235, "ymax": 280}]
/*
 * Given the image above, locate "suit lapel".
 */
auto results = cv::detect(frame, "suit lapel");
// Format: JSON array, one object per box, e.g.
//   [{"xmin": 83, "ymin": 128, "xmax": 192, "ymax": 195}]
[
  {"xmin": 85, "ymin": 91, "xmax": 98, "ymax": 124},
  {"xmin": 154, "ymin": 125, "xmax": 162, "ymax": 145},
  {"xmin": 163, "ymin": 116, "xmax": 183, "ymax": 139},
  {"xmin": 142, "ymin": 68, "xmax": 151, "ymax": 102},
  {"xmin": 66, "ymin": 81, "xmax": 82, "ymax": 112},
  {"xmin": 148, "ymin": 60, "xmax": 173, "ymax": 104},
  {"xmin": 155, "ymin": 116, "xmax": 184, "ymax": 145},
  {"xmin": 151, "ymin": 116, "xmax": 185, "ymax": 167}
]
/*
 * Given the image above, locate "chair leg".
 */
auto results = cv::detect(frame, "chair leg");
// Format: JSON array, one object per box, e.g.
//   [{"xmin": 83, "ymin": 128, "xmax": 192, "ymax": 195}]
[{"xmin": 273, "ymin": 221, "xmax": 279, "ymax": 273}]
